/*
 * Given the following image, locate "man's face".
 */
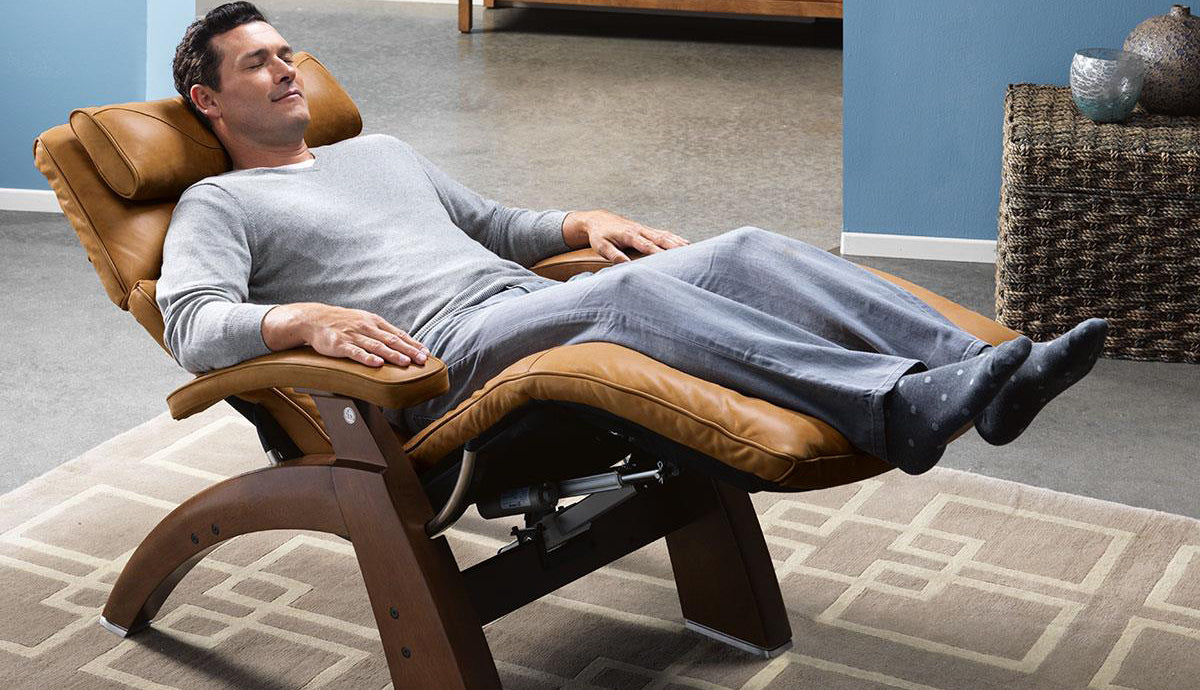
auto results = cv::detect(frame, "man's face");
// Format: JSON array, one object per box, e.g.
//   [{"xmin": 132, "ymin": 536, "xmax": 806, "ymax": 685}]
[{"xmin": 194, "ymin": 21, "xmax": 309, "ymax": 146}]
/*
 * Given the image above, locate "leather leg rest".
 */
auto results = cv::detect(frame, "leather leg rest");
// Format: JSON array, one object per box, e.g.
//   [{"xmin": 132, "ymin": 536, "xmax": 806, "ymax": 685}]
[{"xmin": 403, "ymin": 341, "xmax": 897, "ymax": 492}]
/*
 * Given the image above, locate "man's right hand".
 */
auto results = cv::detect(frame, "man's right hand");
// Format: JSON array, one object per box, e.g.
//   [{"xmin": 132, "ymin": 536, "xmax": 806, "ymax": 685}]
[{"xmin": 262, "ymin": 302, "xmax": 429, "ymax": 368}]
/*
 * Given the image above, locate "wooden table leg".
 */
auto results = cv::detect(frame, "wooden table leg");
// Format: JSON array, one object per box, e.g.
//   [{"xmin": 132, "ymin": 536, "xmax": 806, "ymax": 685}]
[{"xmin": 459, "ymin": 0, "xmax": 472, "ymax": 32}]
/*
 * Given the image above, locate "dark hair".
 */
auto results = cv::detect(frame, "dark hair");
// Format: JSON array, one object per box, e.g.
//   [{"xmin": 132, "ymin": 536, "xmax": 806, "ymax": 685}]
[{"xmin": 173, "ymin": 2, "xmax": 269, "ymax": 129}]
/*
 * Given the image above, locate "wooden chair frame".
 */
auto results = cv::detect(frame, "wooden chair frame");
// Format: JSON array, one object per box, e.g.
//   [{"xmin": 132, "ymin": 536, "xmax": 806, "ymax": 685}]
[{"xmin": 100, "ymin": 392, "xmax": 792, "ymax": 687}]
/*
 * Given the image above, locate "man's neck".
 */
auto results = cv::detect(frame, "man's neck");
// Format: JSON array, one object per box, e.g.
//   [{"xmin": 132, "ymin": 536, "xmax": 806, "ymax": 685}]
[{"xmin": 221, "ymin": 132, "xmax": 313, "ymax": 170}]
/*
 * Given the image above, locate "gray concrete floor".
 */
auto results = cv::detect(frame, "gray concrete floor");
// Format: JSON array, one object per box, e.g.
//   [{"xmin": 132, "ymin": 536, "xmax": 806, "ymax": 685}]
[{"xmin": 3, "ymin": 1, "xmax": 1197, "ymax": 519}]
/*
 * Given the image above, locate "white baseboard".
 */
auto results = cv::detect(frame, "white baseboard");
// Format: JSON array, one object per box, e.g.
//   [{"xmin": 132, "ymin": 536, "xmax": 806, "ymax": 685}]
[
  {"xmin": 840, "ymin": 232, "xmax": 996, "ymax": 264},
  {"xmin": 0, "ymin": 189, "xmax": 61, "ymax": 213}
]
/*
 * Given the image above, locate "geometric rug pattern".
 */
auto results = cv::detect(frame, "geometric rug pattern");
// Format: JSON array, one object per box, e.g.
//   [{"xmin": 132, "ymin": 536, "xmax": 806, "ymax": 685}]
[{"xmin": 2, "ymin": 404, "xmax": 1198, "ymax": 689}]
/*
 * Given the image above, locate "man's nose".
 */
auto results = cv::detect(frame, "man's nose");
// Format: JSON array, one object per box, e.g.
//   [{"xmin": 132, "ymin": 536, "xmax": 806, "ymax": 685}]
[{"xmin": 274, "ymin": 57, "xmax": 296, "ymax": 81}]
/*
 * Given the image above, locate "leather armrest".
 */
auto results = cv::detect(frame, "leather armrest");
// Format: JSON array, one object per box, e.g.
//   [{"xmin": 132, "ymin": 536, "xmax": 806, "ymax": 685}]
[
  {"xmin": 530, "ymin": 247, "xmax": 647, "ymax": 280},
  {"xmin": 166, "ymin": 346, "xmax": 448, "ymax": 420}
]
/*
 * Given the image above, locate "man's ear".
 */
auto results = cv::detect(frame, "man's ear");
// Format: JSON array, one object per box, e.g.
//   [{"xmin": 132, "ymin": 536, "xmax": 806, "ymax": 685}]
[{"xmin": 189, "ymin": 83, "xmax": 221, "ymax": 121}]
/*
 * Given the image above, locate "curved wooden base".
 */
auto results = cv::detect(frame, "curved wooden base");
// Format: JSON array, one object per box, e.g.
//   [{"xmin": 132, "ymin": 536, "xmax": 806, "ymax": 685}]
[{"xmin": 102, "ymin": 463, "xmax": 347, "ymax": 633}]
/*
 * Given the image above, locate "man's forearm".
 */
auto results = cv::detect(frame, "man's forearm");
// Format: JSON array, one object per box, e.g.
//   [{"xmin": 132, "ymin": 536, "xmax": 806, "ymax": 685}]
[
  {"xmin": 261, "ymin": 303, "xmax": 310, "ymax": 351},
  {"xmin": 562, "ymin": 210, "xmax": 591, "ymax": 250}
]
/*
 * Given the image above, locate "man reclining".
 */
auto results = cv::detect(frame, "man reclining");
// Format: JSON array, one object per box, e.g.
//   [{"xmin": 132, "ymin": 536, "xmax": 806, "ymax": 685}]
[{"xmin": 158, "ymin": 2, "xmax": 1109, "ymax": 476}]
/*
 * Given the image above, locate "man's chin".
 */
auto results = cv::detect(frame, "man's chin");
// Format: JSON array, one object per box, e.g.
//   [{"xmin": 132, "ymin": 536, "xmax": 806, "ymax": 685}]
[
  {"xmin": 279, "ymin": 110, "xmax": 311, "ymax": 138},
  {"xmin": 246, "ymin": 118, "xmax": 311, "ymax": 150}
]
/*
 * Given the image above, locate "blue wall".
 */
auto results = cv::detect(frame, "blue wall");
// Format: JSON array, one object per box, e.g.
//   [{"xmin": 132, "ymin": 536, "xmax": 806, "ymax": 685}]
[
  {"xmin": 148, "ymin": 1, "xmax": 199, "ymax": 100},
  {"xmin": 0, "ymin": 0, "xmax": 193, "ymax": 191},
  {"xmin": 843, "ymin": 0, "xmax": 1173, "ymax": 241}
]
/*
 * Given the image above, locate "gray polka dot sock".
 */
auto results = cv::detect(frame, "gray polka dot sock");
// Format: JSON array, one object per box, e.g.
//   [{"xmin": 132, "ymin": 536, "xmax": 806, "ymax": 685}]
[
  {"xmin": 883, "ymin": 336, "xmax": 1032, "ymax": 475},
  {"xmin": 975, "ymin": 318, "xmax": 1108, "ymax": 446}
]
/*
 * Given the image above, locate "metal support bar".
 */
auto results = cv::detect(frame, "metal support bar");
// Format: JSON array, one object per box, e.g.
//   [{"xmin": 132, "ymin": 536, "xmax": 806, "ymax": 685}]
[
  {"xmin": 427, "ymin": 445, "xmax": 676, "ymax": 537},
  {"xmin": 558, "ymin": 461, "xmax": 674, "ymax": 498},
  {"xmin": 426, "ymin": 448, "xmax": 478, "ymax": 538}
]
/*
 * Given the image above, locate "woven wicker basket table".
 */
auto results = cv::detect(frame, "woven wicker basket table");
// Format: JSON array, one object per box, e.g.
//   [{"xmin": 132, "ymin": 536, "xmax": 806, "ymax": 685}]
[{"xmin": 998, "ymin": 83, "xmax": 1200, "ymax": 363}]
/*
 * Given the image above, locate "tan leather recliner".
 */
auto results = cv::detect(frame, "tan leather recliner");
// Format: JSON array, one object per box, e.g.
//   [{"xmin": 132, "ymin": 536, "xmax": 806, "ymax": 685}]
[{"xmin": 33, "ymin": 52, "xmax": 1021, "ymax": 688}]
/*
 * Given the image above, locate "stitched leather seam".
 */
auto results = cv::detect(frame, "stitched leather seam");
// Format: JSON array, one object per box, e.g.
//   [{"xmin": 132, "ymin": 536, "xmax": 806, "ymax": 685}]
[
  {"xmin": 94, "ymin": 108, "xmax": 225, "ymax": 151},
  {"xmin": 403, "ymin": 348, "xmax": 552, "ymax": 449},
  {"xmin": 539, "ymin": 259, "xmax": 610, "ymax": 273},
  {"xmin": 36, "ymin": 139, "xmax": 130, "ymax": 307},
  {"xmin": 87, "ymin": 112, "xmax": 141, "ymax": 195},
  {"xmin": 517, "ymin": 370, "xmax": 805, "ymax": 462},
  {"xmin": 131, "ymin": 282, "xmax": 153, "ymax": 306},
  {"xmin": 769, "ymin": 450, "xmax": 885, "ymax": 486},
  {"xmin": 269, "ymin": 387, "xmax": 332, "ymax": 444}
]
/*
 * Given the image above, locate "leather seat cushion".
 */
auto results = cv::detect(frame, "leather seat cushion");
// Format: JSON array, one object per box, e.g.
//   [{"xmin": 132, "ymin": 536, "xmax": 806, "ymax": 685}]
[{"xmin": 402, "ymin": 342, "xmax": 894, "ymax": 490}]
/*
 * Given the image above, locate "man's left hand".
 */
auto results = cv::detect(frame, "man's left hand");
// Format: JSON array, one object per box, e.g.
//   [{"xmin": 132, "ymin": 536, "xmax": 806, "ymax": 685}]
[{"xmin": 564, "ymin": 209, "xmax": 690, "ymax": 264}]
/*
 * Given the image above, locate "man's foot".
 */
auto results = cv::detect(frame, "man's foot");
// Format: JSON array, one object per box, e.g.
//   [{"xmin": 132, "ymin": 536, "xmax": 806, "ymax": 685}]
[
  {"xmin": 975, "ymin": 318, "xmax": 1108, "ymax": 446},
  {"xmin": 883, "ymin": 336, "xmax": 1032, "ymax": 475}
]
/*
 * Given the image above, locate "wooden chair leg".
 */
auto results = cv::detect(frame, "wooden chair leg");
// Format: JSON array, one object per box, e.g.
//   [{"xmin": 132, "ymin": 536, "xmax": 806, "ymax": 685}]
[
  {"xmin": 665, "ymin": 477, "xmax": 792, "ymax": 657},
  {"xmin": 330, "ymin": 466, "xmax": 500, "ymax": 689},
  {"xmin": 312, "ymin": 394, "xmax": 503, "ymax": 689},
  {"xmin": 459, "ymin": 0, "xmax": 471, "ymax": 32},
  {"xmin": 101, "ymin": 464, "xmax": 348, "ymax": 635}
]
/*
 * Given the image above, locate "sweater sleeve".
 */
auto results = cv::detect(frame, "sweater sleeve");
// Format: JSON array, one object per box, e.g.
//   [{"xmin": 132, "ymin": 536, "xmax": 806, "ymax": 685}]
[
  {"xmin": 401, "ymin": 140, "xmax": 573, "ymax": 267},
  {"xmin": 156, "ymin": 184, "xmax": 281, "ymax": 375}
]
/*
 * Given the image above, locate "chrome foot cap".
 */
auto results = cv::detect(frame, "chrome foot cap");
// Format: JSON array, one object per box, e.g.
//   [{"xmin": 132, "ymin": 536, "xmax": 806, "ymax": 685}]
[
  {"xmin": 98, "ymin": 616, "xmax": 149, "ymax": 638},
  {"xmin": 684, "ymin": 619, "xmax": 792, "ymax": 659}
]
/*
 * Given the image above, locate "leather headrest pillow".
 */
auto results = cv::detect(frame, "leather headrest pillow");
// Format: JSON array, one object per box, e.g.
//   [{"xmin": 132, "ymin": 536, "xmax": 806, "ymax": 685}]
[{"xmin": 67, "ymin": 52, "xmax": 362, "ymax": 201}]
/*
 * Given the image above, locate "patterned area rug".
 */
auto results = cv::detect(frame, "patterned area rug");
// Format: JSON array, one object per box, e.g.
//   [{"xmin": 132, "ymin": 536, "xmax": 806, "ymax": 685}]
[{"xmin": 2, "ymin": 404, "xmax": 1199, "ymax": 690}]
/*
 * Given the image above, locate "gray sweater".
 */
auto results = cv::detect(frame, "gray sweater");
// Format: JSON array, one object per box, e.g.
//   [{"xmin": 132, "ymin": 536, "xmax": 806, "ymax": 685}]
[{"xmin": 156, "ymin": 133, "xmax": 571, "ymax": 374}]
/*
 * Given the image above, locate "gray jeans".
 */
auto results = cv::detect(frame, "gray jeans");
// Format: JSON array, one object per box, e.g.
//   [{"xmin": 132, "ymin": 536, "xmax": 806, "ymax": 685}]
[{"xmin": 398, "ymin": 226, "xmax": 989, "ymax": 465}]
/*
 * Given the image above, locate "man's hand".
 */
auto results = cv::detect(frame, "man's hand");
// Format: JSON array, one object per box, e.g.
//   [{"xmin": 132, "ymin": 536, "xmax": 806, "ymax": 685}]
[
  {"xmin": 563, "ymin": 209, "xmax": 690, "ymax": 264},
  {"xmin": 262, "ymin": 303, "xmax": 429, "ymax": 368}
]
